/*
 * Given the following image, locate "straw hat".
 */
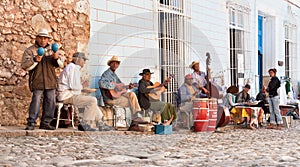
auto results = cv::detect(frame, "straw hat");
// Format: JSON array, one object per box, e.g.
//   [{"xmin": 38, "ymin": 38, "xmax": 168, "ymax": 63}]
[
  {"xmin": 107, "ymin": 56, "xmax": 121, "ymax": 66},
  {"xmin": 36, "ymin": 28, "xmax": 52, "ymax": 39},
  {"xmin": 189, "ymin": 61, "xmax": 199, "ymax": 69}
]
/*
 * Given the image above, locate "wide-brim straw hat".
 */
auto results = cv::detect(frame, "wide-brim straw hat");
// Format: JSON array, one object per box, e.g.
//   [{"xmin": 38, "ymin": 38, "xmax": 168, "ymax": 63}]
[
  {"xmin": 107, "ymin": 56, "xmax": 121, "ymax": 66},
  {"xmin": 189, "ymin": 61, "xmax": 199, "ymax": 69},
  {"xmin": 36, "ymin": 28, "xmax": 52, "ymax": 39}
]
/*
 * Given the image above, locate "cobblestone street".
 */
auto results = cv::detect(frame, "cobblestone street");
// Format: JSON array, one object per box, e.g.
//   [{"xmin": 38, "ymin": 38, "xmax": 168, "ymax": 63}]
[{"xmin": 1, "ymin": 121, "xmax": 300, "ymax": 167}]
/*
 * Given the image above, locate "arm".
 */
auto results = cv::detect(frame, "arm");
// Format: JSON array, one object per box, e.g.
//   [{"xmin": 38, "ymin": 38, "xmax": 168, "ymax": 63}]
[
  {"xmin": 21, "ymin": 48, "xmax": 38, "ymax": 71},
  {"xmin": 179, "ymin": 85, "xmax": 193, "ymax": 103},
  {"xmin": 99, "ymin": 70, "xmax": 116, "ymax": 90}
]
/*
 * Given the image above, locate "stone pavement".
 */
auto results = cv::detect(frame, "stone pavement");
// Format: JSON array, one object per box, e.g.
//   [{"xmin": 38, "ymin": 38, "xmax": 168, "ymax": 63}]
[{"xmin": 0, "ymin": 121, "xmax": 300, "ymax": 167}]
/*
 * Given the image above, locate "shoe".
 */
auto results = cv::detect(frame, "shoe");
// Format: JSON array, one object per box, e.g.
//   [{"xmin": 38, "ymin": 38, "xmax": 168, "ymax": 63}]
[
  {"xmin": 25, "ymin": 123, "xmax": 35, "ymax": 130},
  {"xmin": 39, "ymin": 124, "xmax": 55, "ymax": 130},
  {"xmin": 276, "ymin": 124, "xmax": 282, "ymax": 130},
  {"xmin": 98, "ymin": 123, "xmax": 114, "ymax": 131},
  {"xmin": 266, "ymin": 124, "xmax": 275, "ymax": 129},
  {"xmin": 78, "ymin": 124, "xmax": 96, "ymax": 131}
]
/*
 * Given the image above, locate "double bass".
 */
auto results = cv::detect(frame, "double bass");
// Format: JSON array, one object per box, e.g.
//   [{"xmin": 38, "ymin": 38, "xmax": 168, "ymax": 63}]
[{"xmin": 205, "ymin": 52, "xmax": 229, "ymax": 128}]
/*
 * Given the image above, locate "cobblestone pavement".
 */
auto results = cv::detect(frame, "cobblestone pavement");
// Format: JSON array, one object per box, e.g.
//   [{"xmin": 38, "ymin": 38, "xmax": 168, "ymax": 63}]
[{"xmin": 0, "ymin": 121, "xmax": 300, "ymax": 167}]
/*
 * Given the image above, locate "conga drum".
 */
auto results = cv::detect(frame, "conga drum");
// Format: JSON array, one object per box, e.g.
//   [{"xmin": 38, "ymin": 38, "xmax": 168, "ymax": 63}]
[
  {"xmin": 193, "ymin": 98, "xmax": 209, "ymax": 132},
  {"xmin": 207, "ymin": 98, "xmax": 218, "ymax": 131}
]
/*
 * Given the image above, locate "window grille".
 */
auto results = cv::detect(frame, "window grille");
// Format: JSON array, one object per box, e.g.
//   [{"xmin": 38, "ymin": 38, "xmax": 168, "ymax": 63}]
[
  {"xmin": 284, "ymin": 24, "xmax": 297, "ymax": 78},
  {"xmin": 158, "ymin": 0, "xmax": 191, "ymax": 104},
  {"xmin": 228, "ymin": 4, "xmax": 250, "ymax": 86}
]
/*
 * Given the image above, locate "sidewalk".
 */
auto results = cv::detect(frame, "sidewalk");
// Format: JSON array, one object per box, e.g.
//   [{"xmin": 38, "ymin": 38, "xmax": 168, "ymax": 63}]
[{"xmin": 0, "ymin": 125, "xmax": 156, "ymax": 137}]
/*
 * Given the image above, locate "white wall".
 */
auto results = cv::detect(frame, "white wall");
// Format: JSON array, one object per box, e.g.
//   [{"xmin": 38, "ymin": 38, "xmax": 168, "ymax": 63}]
[
  {"xmin": 190, "ymin": 0, "xmax": 228, "ymax": 88},
  {"xmin": 88, "ymin": 0, "xmax": 158, "ymax": 101}
]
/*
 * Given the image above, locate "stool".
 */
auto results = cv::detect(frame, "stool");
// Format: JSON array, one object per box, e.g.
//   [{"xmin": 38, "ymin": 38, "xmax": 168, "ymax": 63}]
[
  {"xmin": 175, "ymin": 109, "xmax": 191, "ymax": 129},
  {"xmin": 282, "ymin": 116, "xmax": 293, "ymax": 128},
  {"xmin": 55, "ymin": 102, "xmax": 76, "ymax": 129}
]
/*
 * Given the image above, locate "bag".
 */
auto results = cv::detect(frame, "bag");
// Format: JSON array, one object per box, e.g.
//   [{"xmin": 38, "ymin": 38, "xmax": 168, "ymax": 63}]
[{"xmin": 286, "ymin": 110, "xmax": 299, "ymax": 119}]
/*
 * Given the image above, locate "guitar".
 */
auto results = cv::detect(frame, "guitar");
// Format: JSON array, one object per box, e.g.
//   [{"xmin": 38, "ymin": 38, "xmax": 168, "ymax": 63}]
[
  {"xmin": 109, "ymin": 82, "xmax": 138, "ymax": 98},
  {"xmin": 148, "ymin": 74, "xmax": 174, "ymax": 100}
]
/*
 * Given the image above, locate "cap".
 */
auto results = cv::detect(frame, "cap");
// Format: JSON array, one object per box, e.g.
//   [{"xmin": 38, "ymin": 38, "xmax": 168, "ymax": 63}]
[{"xmin": 73, "ymin": 52, "xmax": 88, "ymax": 60}]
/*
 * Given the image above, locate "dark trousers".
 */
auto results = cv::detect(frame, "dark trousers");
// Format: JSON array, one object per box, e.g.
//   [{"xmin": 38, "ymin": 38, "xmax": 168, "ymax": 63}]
[{"xmin": 27, "ymin": 89, "xmax": 56, "ymax": 125}]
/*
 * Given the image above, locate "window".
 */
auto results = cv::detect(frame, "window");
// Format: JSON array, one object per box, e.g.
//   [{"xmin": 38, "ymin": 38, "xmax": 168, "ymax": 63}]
[
  {"xmin": 158, "ymin": 0, "xmax": 190, "ymax": 103},
  {"xmin": 284, "ymin": 24, "xmax": 296, "ymax": 78},
  {"xmin": 228, "ymin": 4, "xmax": 250, "ymax": 86}
]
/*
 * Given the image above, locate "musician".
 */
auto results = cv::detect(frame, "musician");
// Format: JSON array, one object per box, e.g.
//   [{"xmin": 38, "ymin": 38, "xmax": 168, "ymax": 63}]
[
  {"xmin": 57, "ymin": 52, "xmax": 112, "ymax": 131},
  {"xmin": 137, "ymin": 69, "xmax": 177, "ymax": 124},
  {"xmin": 189, "ymin": 61, "xmax": 209, "ymax": 97},
  {"xmin": 178, "ymin": 74, "xmax": 200, "ymax": 126},
  {"xmin": 98, "ymin": 56, "xmax": 141, "ymax": 116}
]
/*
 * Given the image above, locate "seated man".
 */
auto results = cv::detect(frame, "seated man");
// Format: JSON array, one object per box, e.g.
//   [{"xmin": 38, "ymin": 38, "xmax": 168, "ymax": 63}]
[
  {"xmin": 137, "ymin": 69, "xmax": 177, "ymax": 124},
  {"xmin": 235, "ymin": 84, "xmax": 263, "ymax": 129},
  {"xmin": 235, "ymin": 84, "xmax": 251, "ymax": 103},
  {"xmin": 178, "ymin": 74, "xmax": 200, "ymax": 127},
  {"xmin": 256, "ymin": 86, "xmax": 270, "ymax": 123},
  {"xmin": 98, "ymin": 56, "xmax": 141, "ymax": 117},
  {"xmin": 57, "ymin": 52, "xmax": 111, "ymax": 131}
]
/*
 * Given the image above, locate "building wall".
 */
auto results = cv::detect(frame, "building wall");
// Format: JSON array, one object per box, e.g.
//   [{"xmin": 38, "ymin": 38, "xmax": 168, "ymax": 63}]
[
  {"xmin": 0, "ymin": 0, "xmax": 90, "ymax": 126},
  {"xmin": 189, "ymin": 0, "xmax": 228, "ymax": 87},
  {"xmin": 88, "ymin": 0, "xmax": 158, "ymax": 103}
]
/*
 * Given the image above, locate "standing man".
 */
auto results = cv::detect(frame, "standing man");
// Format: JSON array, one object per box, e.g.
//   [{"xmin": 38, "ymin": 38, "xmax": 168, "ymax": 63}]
[
  {"xmin": 21, "ymin": 28, "xmax": 64, "ymax": 130},
  {"xmin": 137, "ymin": 69, "xmax": 177, "ymax": 124},
  {"xmin": 99, "ymin": 56, "xmax": 141, "ymax": 116},
  {"xmin": 190, "ymin": 61, "xmax": 209, "ymax": 97},
  {"xmin": 57, "ymin": 52, "xmax": 111, "ymax": 131}
]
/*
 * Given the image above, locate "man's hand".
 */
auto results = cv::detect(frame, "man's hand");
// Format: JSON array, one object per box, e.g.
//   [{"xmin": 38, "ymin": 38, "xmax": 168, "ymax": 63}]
[
  {"xmin": 52, "ymin": 52, "xmax": 59, "ymax": 59},
  {"xmin": 202, "ymin": 87, "xmax": 209, "ymax": 94},
  {"xmin": 128, "ymin": 82, "xmax": 134, "ymax": 89},
  {"xmin": 34, "ymin": 55, "xmax": 43, "ymax": 62}
]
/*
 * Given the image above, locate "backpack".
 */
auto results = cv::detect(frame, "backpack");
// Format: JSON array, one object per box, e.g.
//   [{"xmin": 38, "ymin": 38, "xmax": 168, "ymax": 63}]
[{"xmin": 286, "ymin": 110, "xmax": 299, "ymax": 120}]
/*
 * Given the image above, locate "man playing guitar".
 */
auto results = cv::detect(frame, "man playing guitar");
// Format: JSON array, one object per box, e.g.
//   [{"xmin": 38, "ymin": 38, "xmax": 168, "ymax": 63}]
[
  {"xmin": 99, "ymin": 56, "xmax": 141, "ymax": 116},
  {"xmin": 137, "ymin": 69, "xmax": 177, "ymax": 125}
]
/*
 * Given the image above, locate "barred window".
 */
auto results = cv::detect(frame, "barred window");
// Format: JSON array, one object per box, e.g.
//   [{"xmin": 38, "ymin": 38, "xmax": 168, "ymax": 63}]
[{"xmin": 158, "ymin": 0, "xmax": 191, "ymax": 104}]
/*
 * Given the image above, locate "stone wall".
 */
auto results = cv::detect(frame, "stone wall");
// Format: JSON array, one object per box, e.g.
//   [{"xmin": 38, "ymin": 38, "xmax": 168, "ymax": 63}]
[{"xmin": 0, "ymin": 0, "xmax": 90, "ymax": 125}]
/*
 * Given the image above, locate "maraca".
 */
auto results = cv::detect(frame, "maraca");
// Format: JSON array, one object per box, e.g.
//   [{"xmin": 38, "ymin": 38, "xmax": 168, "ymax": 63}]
[
  {"xmin": 51, "ymin": 43, "xmax": 59, "ymax": 52},
  {"xmin": 37, "ymin": 47, "xmax": 45, "ymax": 56}
]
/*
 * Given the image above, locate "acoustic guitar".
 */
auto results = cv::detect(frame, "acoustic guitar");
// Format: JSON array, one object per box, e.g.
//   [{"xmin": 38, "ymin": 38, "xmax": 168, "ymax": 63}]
[
  {"xmin": 109, "ymin": 82, "xmax": 138, "ymax": 98},
  {"xmin": 148, "ymin": 75, "xmax": 174, "ymax": 100}
]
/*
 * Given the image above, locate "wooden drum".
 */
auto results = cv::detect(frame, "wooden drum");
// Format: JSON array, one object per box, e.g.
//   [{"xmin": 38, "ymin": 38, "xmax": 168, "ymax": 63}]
[
  {"xmin": 193, "ymin": 98, "xmax": 209, "ymax": 132},
  {"xmin": 207, "ymin": 98, "xmax": 218, "ymax": 131}
]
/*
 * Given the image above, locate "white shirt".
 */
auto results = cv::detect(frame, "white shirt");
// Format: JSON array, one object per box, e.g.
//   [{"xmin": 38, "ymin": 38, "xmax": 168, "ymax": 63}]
[
  {"xmin": 57, "ymin": 62, "xmax": 82, "ymax": 101},
  {"xmin": 191, "ymin": 71, "xmax": 207, "ymax": 87}
]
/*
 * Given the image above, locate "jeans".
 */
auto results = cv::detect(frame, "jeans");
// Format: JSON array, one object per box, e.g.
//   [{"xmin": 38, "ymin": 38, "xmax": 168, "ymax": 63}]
[
  {"xmin": 268, "ymin": 96, "xmax": 283, "ymax": 124},
  {"xmin": 27, "ymin": 89, "xmax": 56, "ymax": 125}
]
